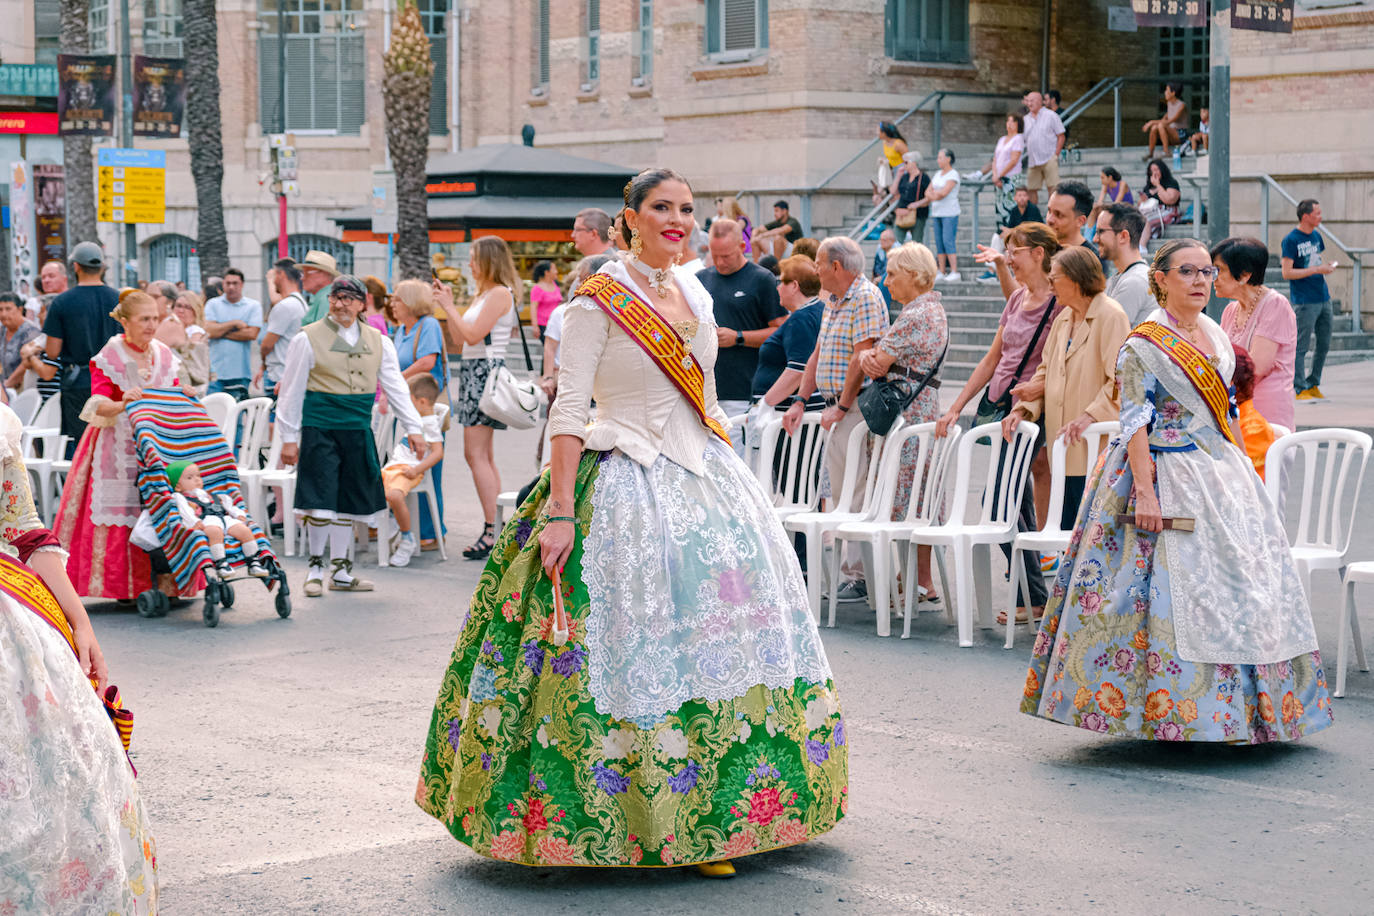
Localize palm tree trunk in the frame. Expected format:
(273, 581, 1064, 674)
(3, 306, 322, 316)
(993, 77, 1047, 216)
(184, 0, 229, 286)
(383, 1, 434, 281)
(59, 0, 97, 247)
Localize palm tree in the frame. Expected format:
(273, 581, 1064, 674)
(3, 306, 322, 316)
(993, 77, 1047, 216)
(184, 0, 229, 285)
(383, 0, 434, 280)
(59, 0, 97, 246)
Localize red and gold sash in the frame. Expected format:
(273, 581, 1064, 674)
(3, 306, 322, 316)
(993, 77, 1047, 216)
(1130, 320, 1238, 447)
(0, 552, 135, 760)
(575, 273, 731, 444)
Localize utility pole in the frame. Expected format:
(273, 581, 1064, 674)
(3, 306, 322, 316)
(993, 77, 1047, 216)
(276, 1, 288, 260)
(119, 0, 137, 285)
(1208, 4, 1230, 249)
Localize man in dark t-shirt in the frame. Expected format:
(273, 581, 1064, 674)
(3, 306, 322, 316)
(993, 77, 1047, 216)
(43, 242, 121, 453)
(752, 200, 804, 261)
(698, 219, 785, 455)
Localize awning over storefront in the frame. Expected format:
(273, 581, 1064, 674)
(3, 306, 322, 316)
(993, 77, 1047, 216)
(332, 143, 634, 243)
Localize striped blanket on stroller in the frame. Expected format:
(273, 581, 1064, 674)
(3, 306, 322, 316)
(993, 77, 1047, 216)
(127, 389, 275, 590)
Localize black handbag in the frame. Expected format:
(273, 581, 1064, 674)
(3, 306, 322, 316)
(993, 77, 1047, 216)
(973, 293, 1056, 427)
(858, 344, 947, 435)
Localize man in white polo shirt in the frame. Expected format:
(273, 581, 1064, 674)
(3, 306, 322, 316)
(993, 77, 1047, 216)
(1022, 91, 1065, 207)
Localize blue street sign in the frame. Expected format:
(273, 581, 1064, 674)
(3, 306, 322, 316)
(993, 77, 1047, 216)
(97, 148, 166, 169)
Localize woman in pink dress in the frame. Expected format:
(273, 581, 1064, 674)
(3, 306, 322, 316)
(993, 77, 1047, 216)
(1212, 237, 1297, 432)
(56, 290, 182, 600)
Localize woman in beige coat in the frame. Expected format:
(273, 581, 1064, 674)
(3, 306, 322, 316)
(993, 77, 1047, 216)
(1002, 245, 1131, 536)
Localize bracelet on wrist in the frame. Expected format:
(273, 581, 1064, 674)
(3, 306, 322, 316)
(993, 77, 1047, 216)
(544, 515, 577, 524)
(837, 403, 850, 413)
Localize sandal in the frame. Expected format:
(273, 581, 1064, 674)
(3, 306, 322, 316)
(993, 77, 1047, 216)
(996, 607, 1045, 626)
(462, 523, 496, 561)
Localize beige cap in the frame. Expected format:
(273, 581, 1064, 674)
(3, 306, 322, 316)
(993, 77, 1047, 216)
(300, 250, 340, 277)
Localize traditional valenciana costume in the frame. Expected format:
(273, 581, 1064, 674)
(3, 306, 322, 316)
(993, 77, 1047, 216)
(56, 334, 180, 599)
(1022, 310, 1333, 743)
(417, 259, 847, 868)
(276, 311, 421, 592)
(0, 404, 158, 912)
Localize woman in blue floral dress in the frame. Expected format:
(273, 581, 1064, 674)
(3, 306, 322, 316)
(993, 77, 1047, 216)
(1021, 239, 1333, 743)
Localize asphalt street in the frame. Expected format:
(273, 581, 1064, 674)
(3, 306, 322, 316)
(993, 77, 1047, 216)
(89, 418, 1374, 916)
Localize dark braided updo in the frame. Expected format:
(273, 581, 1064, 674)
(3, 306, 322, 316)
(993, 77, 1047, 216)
(619, 168, 692, 246)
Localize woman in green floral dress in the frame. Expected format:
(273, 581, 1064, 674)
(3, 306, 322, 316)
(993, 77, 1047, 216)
(417, 170, 847, 874)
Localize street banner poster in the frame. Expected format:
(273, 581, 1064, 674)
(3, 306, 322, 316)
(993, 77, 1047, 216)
(33, 164, 66, 269)
(1132, 0, 1208, 28)
(56, 54, 116, 136)
(132, 56, 187, 138)
(8, 161, 35, 301)
(1232, 0, 1294, 32)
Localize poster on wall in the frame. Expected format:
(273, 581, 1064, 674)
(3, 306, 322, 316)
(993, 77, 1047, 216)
(1232, 0, 1294, 32)
(33, 164, 66, 270)
(56, 54, 116, 136)
(132, 55, 186, 138)
(8, 161, 35, 300)
(1132, 0, 1207, 28)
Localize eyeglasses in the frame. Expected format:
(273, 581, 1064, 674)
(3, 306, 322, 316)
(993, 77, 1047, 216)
(571, 225, 593, 235)
(1163, 265, 1218, 282)
(1006, 246, 1031, 256)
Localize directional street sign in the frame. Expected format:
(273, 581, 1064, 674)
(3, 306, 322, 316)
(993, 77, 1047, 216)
(97, 148, 166, 224)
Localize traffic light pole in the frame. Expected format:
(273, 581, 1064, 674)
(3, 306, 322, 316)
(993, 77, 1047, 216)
(119, 0, 137, 285)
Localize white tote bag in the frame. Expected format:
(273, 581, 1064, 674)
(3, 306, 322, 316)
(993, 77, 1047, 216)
(479, 361, 546, 429)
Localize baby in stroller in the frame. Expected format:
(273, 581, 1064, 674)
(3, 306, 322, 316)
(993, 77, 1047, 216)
(167, 459, 269, 581)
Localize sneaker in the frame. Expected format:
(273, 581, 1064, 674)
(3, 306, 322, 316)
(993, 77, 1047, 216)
(944, 271, 962, 282)
(1040, 555, 1059, 575)
(214, 558, 235, 580)
(976, 270, 998, 284)
(1307, 385, 1325, 400)
(933, 273, 949, 284)
(390, 536, 417, 568)
(835, 579, 868, 601)
(1296, 388, 1316, 401)
(246, 557, 270, 579)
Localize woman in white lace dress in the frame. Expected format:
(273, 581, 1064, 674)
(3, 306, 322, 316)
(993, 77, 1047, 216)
(417, 169, 847, 876)
(0, 402, 158, 912)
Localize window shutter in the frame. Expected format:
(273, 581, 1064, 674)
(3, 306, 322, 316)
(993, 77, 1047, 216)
(258, 35, 283, 132)
(722, 0, 756, 52)
(429, 36, 448, 135)
(337, 33, 366, 134)
(534, 0, 551, 87)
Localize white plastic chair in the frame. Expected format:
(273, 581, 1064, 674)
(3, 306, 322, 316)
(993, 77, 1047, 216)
(228, 397, 273, 472)
(832, 422, 960, 636)
(1335, 562, 1374, 698)
(496, 491, 520, 529)
(906, 420, 1041, 647)
(783, 418, 903, 624)
(755, 413, 829, 524)
(373, 406, 450, 564)
(242, 425, 285, 530)
(202, 392, 235, 439)
(21, 396, 63, 523)
(9, 388, 39, 426)
(1264, 429, 1372, 601)
(1004, 421, 1119, 648)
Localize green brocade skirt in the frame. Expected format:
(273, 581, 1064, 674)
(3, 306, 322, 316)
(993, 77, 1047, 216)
(416, 447, 848, 867)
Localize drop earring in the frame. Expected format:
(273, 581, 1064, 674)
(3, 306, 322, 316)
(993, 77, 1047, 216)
(630, 227, 643, 257)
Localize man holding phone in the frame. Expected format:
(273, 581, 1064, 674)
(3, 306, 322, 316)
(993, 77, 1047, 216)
(1282, 199, 1337, 400)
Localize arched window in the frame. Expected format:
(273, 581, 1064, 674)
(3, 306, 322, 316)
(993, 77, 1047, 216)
(261, 234, 354, 280)
(148, 233, 198, 287)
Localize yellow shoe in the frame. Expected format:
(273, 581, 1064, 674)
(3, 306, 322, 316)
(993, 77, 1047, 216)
(1296, 388, 1315, 401)
(697, 860, 736, 878)
(1308, 385, 1325, 399)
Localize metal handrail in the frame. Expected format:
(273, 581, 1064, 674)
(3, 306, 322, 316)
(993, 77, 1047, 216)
(1059, 77, 1122, 124)
(1246, 172, 1374, 329)
(849, 193, 899, 241)
(736, 89, 1022, 232)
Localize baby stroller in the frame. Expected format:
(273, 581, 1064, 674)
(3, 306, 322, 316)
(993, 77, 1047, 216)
(127, 388, 291, 627)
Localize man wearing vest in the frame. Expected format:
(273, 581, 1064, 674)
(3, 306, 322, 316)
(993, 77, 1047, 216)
(277, 275, 427, 597)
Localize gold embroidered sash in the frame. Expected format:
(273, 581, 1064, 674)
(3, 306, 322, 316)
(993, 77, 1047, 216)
(1130, 320, 1238, 447)
(575, 273, 731, 444)
(0, 552, 135, 758)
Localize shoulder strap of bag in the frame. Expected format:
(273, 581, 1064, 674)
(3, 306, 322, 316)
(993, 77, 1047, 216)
(1009, 293, 1057, 387)
(512, 288, 534, 372)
